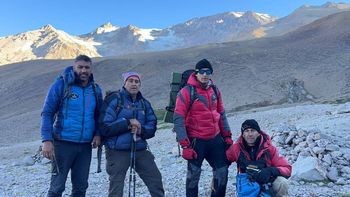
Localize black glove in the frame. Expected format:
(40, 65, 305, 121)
(255, 167, 280, 184)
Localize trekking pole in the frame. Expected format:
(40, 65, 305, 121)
(52, 153, 60, 175)
(173, 128, 181, 157)
(128, 133, 137, 197)
(129, 108, 137, 197)
(96, 145, 102, 173)
(132, 133, 136, 197)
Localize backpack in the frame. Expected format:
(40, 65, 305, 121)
(104, 90, 147, 119)
(163, 69, 218, 123)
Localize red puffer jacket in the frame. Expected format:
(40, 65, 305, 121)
(174, 73, 231, 140)
(226, 131, 292, 177)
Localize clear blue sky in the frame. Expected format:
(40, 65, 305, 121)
(0, 0, 349, 37)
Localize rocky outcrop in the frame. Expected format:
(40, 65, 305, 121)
(271, 126, 350, 184)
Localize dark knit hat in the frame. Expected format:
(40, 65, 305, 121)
(195, 59, 213, 73)
(241, 119, 261, 133)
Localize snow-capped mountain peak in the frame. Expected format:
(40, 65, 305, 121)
(95, 22, 119, 34)
(228, 12, 245, 18)
(2, 2, 350, 66)
(40, 24, 57, 32)
(321, 1, 350, 9)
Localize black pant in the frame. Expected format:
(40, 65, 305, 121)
(47, 141, 92, 197)
(186, 134, 228, 197)
(105, 148, 164, 197)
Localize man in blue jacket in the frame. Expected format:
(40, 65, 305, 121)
(99, 71, 164, 197)
(41, 55, 103, 197)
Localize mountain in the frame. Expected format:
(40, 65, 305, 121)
(81, 11, 276, 55)
(262, 2, 350, 37)
(1, 11, 350, 146)
(1, 2, 350, 66)
(0, 11, 275, 65)
(0, 25, 100, 65)
(155, 11, 276, 47)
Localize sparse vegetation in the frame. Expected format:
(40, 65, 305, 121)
(321, 98, 350, 104)
(154, 108, 166, 121)
(337, 193, 350, 197)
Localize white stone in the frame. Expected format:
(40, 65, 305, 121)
(312, 147, 325, 155)
(331, 151, 343, 158)
(322, 154, 332, 166)
(325, 144, 340, 151)
(315, 139, 329, 148)
(326, 167, 338, 182)
(291, 156, 327, 181)
(341, 166, 350, 174)
(285, 131, 297, 145)
(23, 156, 36, 166)
(313, 133, 321, 141)
(297, 130, 307, 138)
(336, 178, 347, 185)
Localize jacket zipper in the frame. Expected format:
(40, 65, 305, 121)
(80, 87, 86, 142)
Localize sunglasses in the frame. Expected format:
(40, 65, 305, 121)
(197, 69, 212, 75)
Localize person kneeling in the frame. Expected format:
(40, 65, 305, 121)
(226, 119, 292, 197)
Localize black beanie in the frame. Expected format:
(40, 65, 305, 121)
(195, 59, 213, 73)
(241, 119, 261, 133)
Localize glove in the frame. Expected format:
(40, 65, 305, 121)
(255, 167, 279, 184)
(179, 138, 197, 160)
(182, 148, 198, 160)
(224, 137, 233, 149)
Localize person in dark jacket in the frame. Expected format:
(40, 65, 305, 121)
(226, 119, 292, 197)
(41, 55, 103, 197)
(174, 59, 233, 197)
(99, 71, 164, 197)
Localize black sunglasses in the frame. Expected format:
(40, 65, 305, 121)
(197, 69, 212, 75)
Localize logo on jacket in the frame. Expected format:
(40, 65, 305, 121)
(70, 93, 79, 100)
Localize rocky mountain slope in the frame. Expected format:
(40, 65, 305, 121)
(1, 11, 350, 146)
(1, 2, 349, 65)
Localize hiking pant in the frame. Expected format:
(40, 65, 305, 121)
(47, 140, 92, 197)
(105, 148, 164, 197)
(272, 176, 289, 197)
(186, 134, 228, 197)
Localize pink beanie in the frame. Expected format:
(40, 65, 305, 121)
(122, 71, 141, 83)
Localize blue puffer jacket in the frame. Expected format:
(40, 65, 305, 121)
(41, 66, 103, 143)
(99, 88, 157, 150)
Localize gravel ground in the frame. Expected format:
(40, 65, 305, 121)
(0, 102, 350, 197)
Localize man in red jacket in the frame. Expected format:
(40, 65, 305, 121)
(226, 119, 292, 197)
(174, 59, 233, 197)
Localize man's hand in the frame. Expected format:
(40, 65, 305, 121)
(182, 148, 198, 160)
(92, 136, 101, 148)
(129, 119, 141, 134)
(249, 167, 279, 184)
(42, 141, 54, 160)
(224, 137, 233, 149)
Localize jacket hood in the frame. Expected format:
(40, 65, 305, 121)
(187, 73, 214, 89)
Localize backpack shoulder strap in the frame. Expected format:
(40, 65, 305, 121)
(115, 90, 124, 117)
(187, 85, 198, 111)
(56, 76, 71, 117)
(103, 90, 124, 117)
(212, 85, 218, 98)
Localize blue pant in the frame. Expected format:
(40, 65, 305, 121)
(47, 140, 92, 197)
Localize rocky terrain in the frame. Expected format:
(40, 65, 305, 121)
(1, 102, 350, 196)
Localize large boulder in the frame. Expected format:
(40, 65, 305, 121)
(291, 156, 327, 181)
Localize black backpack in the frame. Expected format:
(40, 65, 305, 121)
(104, 90, 147, 118)
(163, 69, 218, 123)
